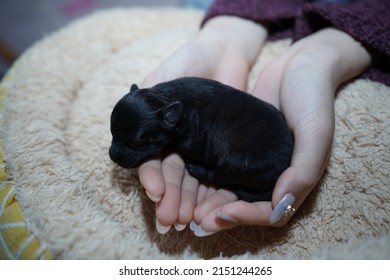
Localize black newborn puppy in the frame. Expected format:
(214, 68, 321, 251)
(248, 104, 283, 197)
(109, 77, 293, 202)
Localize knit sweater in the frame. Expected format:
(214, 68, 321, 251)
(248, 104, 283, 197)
(203, 0, 390, 86)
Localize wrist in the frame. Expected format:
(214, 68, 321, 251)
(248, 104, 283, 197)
(329, 28, 372, 84)
(197, 16, 267, 67)
(298, 28, 372, 86)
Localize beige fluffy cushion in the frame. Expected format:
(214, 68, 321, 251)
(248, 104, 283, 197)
(2, 8, 389, 259)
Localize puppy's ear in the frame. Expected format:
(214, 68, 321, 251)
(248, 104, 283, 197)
(161, 101, 183, 131)
(130, 84, 139, 92)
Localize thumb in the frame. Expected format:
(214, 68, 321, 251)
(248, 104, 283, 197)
(269, 119, 334, 225)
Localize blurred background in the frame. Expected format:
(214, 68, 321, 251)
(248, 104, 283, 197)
(0, 0, 212, 79)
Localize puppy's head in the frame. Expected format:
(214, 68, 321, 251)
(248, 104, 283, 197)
(109, 84, 182, 169)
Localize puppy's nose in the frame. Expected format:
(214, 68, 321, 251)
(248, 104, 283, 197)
(109, 144, 134, 168)
(109, 145, 120, 162)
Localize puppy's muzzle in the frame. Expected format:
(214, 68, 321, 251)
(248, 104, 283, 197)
(109, 144, 137, 169)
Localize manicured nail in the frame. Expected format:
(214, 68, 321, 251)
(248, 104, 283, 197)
(146, 190, 161, 202)
(189, 220, 215, 237)
(156, 219, 171, 234)
(270, 193, 296, 224)
(174, 223, 187, 231)
(215, 210, 239, 223)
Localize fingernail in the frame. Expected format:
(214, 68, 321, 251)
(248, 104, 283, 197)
(270, 193, 296, 224)
(156, 219, 171, 234)
(146, 190, 161, 202)
(174, 223, 187, 231)
(189, 220, 215, 237)
(215, 210, 239, 223)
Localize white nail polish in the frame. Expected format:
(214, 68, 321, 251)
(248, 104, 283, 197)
(189, 220, 215, 237)
(189, 220, 198, 231)
(174, 223, 187, 231)
(269, 193, 296, 224)
(156, 219, 171, 234)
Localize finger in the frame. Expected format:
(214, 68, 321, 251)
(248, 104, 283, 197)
(216, 200, 273, 226)
(204, 185, 218, 200)
(281, 77, 334, 191)
(269, 137, 332, 226)
(155, 154, 185, 233)
(196, 184, 209, 205)
(271, 65, 334, 223)
(190, 209, 237, 237)
(192, 200, 273, 236)
(138, 159, 164, 202)
(176, 170, 199, 228)
(194, 188, 237, 223)
(190, 188, 238, 237)
(268, 120, 334, 226)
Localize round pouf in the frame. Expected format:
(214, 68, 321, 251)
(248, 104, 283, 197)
(1, 8, 389, 259)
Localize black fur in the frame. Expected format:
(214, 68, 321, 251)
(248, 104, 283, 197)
(109, 77, 293, 202)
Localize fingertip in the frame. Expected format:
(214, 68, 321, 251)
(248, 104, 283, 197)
(215, 209, 239, 223)
(174, 223, 187, 231)
(190, 220, 216, 237)
(156, 198, 180, 226)
(138, 160, 165, 200)
(156, 218, 172, 235)
(194, 188, 237, 222)
(145, 190, 162, 203)
(271, 166, 304, 207)
(269, 193, 296, 224)
(198, 210, 239, 234)
(217, 200, 273, 226)
(269, 166, 313, 225)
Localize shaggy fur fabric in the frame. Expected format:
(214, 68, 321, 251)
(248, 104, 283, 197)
(2, 8, 389, 259)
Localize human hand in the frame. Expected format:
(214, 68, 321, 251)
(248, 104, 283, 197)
(190, 28, 372, 236)
(137, 16, 267, 234)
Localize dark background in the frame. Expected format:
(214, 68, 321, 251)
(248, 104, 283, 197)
(0, 0, 212, 78)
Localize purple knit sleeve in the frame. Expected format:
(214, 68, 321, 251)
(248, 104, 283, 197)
(202, 0, 390, 86)
(299, 0, 390, 85)
(202, 0, 304, 25)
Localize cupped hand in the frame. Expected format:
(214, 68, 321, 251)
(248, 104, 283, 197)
(137, 16, 267, 233)
(191, 28, 372, 237)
